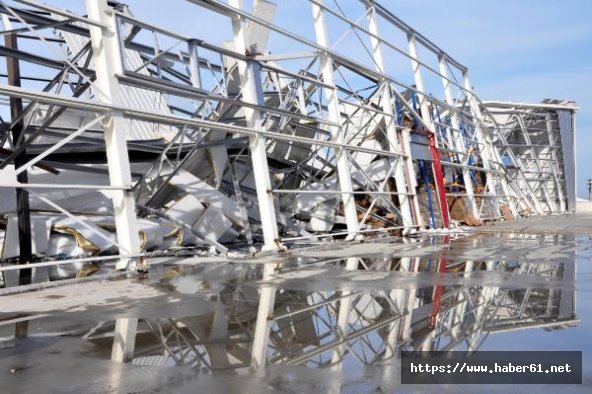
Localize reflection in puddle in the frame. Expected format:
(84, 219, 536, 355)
(0, 233, 582, 392)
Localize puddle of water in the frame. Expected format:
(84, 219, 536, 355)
(1, 232, 591, 393)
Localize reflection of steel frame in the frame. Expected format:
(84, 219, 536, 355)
(0, 0, 577, 274)
(68, 242, 576, 372)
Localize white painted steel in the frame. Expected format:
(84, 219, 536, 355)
(438, 55, 480, 220)
(229, 0, 281, 251)
(367, 4, 416, 229)
(311, 0, 359, 239)
(85, 0, 142, 270)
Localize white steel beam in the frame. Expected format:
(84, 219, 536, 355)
(229, 0, 281, 251)
(250, 263, 276, 374)
(400, 128, 424, 227)
(187, 39, 202, 89)
(407, 33, 434, 134)
(86, 0, 142, 271)
(383, 256, 410, 359)
(111, 318, 138, 363)
(451, 260, 474, 340)
(367, 5, 416, 230)
(0, 83, 408, 159)
(482, 100, 579, 110)
(14, 114, 106, 176)
(311, 0, 359, 239)
(330, 257, 358, 366)
(16, 0, 109, 29)
(438, 55, 479, 220)
(399, 257, 418, 341)
(546, 114, 566, 211)
(467, 261, 498, 353)
(462, 71, 520, 218)
(407, 32, 449, 227)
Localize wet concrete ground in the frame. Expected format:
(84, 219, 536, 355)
(1, 211, 592, 393)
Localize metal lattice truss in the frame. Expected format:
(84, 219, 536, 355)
(483, 100, 577, 215)
(0, 0, 578, 272)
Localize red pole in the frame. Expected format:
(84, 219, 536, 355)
(427, 133, 450, 229)
(428, 235, 450, 330)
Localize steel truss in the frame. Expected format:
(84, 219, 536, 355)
(483, 100, 577, 215)
(0, 0, 577, 275)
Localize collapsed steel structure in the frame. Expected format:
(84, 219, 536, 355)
(0, 0, 578, 277)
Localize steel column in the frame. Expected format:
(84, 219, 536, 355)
(229, 0, 282, 251)
(311, 0, 359, 238)
(330, 257, 358, 366)
(438, 55, 480, 220)
(367, 5, 417, 230)
(86, 0, 142, 270)
(111, 317, 138, 363)
(462, 71, 520, 217)
(2, 15, 32, 287)
(250, 263, 276, 374)
(467, 261, 497, 353)
(399, 257, 418, 341)
(546, 114, 566, 211)
(407, 32, 449, 228)
(383, 255, 411, 360)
